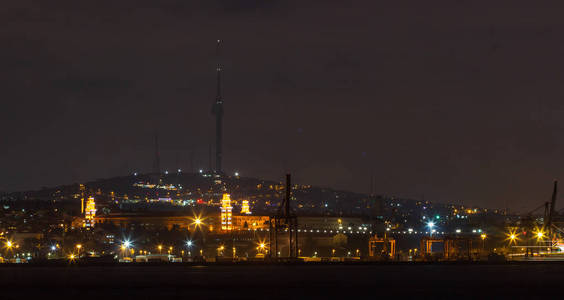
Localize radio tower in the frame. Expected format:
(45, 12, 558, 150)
(211, 39, 224, 174)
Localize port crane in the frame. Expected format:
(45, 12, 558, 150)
(511, 180, 563, 256)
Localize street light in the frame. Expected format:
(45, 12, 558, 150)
(185, 240, 193, 257)
(506, 229, 518, 245)
(158, 245, 163, 254)
(76, 244, 82, 257)
(258, 243, 266, 254)
(427, 221, 435, 236)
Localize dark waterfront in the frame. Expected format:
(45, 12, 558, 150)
(1, 263, 562, 299)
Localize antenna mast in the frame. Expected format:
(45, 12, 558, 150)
(211, 39, 224, 173)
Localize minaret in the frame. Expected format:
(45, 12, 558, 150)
(211, 39, 224, 173)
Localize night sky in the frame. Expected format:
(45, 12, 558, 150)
(2, 1, 564, 212)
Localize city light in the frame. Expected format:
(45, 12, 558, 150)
(190, 212, 206, 229)
(186, 240, 193, 247)
(123, 240, 131, 248)
(5, 240, 13, 249)
(220, 193, 233, 231)
(506, 229, 519, 244)
(234, 172, 239, 177)
(241, 200, 251, 214)
(481, 234, 487, 240)
(83, 196, 97, 228)
(426, 221, 435, 233)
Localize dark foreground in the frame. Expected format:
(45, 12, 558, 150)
(0, 263, 562, 299)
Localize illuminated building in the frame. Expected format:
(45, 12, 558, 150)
(79, 184, 86, 214)
(232, 215, 270, 230)
(220, 193, 233, 231)
(241, 200, 251, 214)
(84, 196, 97, 228)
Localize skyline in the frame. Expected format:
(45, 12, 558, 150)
(3, 1, 564, 212)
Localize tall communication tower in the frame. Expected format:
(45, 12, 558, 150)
(211, 39, 224, 173)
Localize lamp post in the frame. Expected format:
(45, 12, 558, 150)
(427, 221, 435, 237)
(5, 240, 13, 259)
(258, 243, 266, 254)
(186, 240, 193, 257)
(76, 244, 82, 258)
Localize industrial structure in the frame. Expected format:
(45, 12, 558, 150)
(508, 180, 563, 257)
(211, 39, 224, 173)
(420, 236, 474, 261)
(368, 234, 396, 259)
(269, 174, 298, 259)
